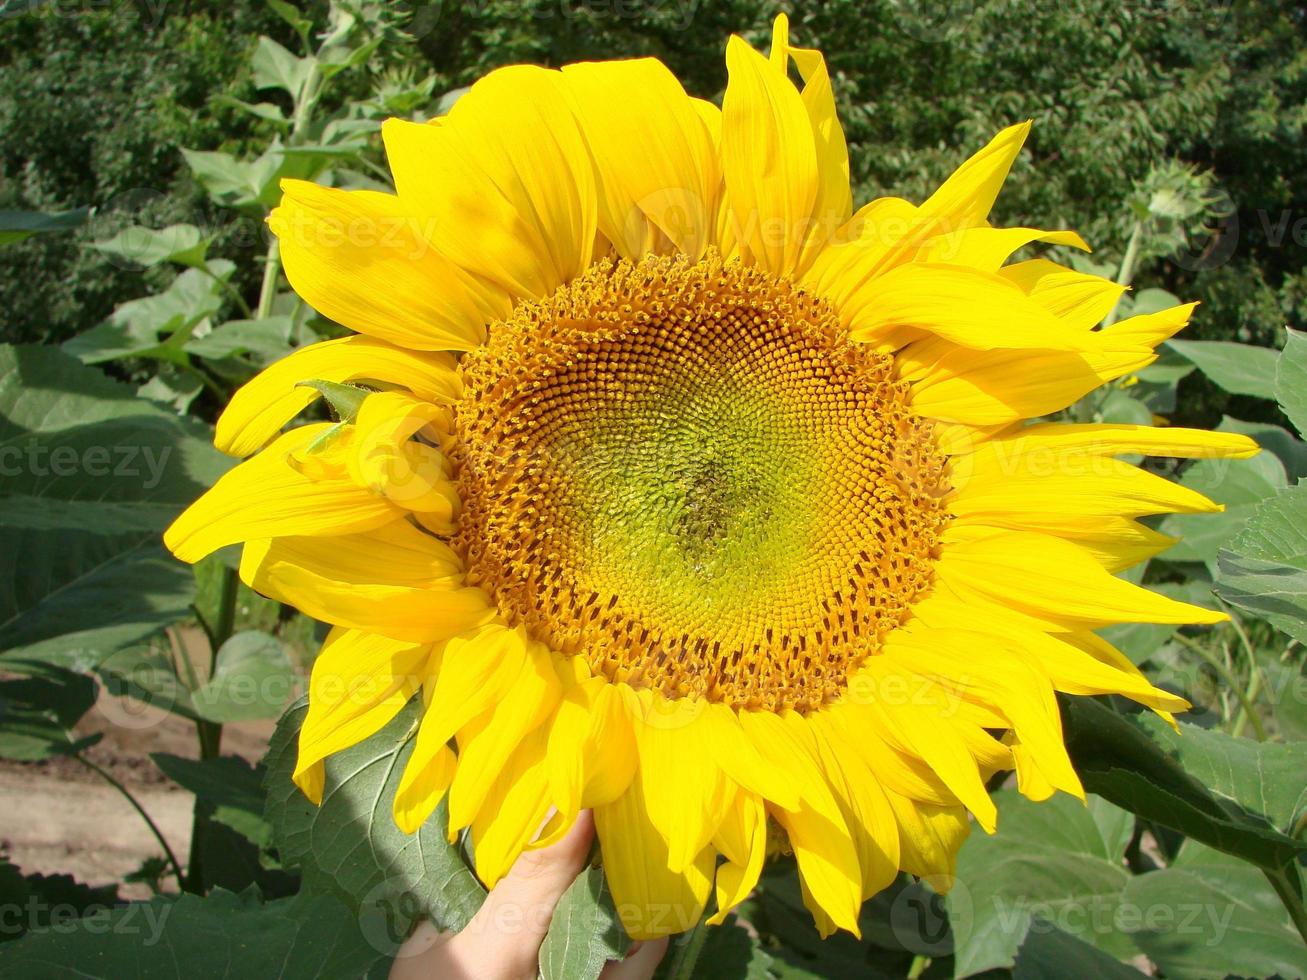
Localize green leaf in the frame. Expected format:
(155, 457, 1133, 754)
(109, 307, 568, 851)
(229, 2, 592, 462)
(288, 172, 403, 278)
(1123, 846, 1307, 979)
(1166, 338, 1280, 398)
(1011, 923, 1147, 978)
(1156, 450, 1286, 566)
(1214, 483, 1307, 644)
(95, 638, 199, 721)
(0, 660, 99, 761)
(0, 346, 229, 667)
(183, 143, 322, 213)
(1219, 416, 1307, 482)
(298, 379, 369, 423)
(1060, 696, 1307, 871)
(267, 0, 313, 45)
(263, 696, 486, 949)
(0, 888, 386, 978)
(1098, 388, 1152, 426)
(538, 866, 631, 980)
(184, 316, 294, 363)
(947, 791, 1135, 976)
(251, 36, 316, 98)
(0, 858, 118, 944)
(192, 631, 297, 723)
(89, 224, 212, 269)
(685, 915, 776, 979)
(215, 96, 290, 125)
(1276, 328, 1307, 437)
(0, 208, 88, 246)
(151, 753, 270, 847)
(63, 262, 234, 365)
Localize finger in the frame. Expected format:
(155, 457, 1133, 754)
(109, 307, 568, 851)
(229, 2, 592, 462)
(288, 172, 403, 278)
(388, 921, 453, 980)
(440, 810, 596, 979)
(599, 937, 670, 980)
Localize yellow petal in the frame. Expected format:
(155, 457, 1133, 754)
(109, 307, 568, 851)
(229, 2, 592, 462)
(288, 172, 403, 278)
(884, 792, 970, 882)
(349, 391, 461, 521)
(296, 627, 430, 804)
(769, 13, 852, 270)
(239, 523, 495, 644)
(561, 59, 720, 260)
(383, 65, 597, 300)
(740, 710, 862, 935)
(935, 529, 1227, 629)
(1000, 258, 1124, 331)
(966, 422, 1261, 466)
(546, 677, 637, 821)
(215, 336, 460, 458)
(907, 341, 1157, 426)
(269, 180, 504, 350)
(702, 702, 801, 811)
(448, 641, 562, 834)
(708, 790, 767, 925)
(722, 33, 819, 275)
(918, 121, 1031, 233)
(809, 714, 901, 901)
(164, 424, 397, 564)
(919, 227, 1089, 273)
(596, 774, 715, 940)
(470, 726, 555, 887)
(847, 263, 1093, 352)
(949, 454, 1222, 522)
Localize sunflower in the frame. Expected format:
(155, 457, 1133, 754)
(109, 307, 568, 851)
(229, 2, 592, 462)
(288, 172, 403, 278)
(165, 15, 1257, 940)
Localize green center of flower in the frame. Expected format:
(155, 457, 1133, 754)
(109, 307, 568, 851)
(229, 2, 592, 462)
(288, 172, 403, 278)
(453, 253, 949, 712)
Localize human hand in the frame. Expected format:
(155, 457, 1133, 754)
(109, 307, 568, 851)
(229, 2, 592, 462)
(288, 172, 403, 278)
(389, 811, 668, 980)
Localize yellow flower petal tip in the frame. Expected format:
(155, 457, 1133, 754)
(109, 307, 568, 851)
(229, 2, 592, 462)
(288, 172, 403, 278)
(162, 19, 1244, 939)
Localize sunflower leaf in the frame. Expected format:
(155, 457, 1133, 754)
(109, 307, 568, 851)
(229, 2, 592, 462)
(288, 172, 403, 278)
(1275, 328, 1307, 437)
(263, 695, 486, 956)
(538, 865, 631, 980)
(0, 887, 385, 977)
(1166, 339, 1280, 399)
(1059, 696, 1307, 871)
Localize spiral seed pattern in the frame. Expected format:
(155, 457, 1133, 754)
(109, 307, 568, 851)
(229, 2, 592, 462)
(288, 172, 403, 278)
(452, 252, 949, 712)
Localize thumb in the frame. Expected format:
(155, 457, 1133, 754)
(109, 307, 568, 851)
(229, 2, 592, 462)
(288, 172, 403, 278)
(442, 810, 595, 978)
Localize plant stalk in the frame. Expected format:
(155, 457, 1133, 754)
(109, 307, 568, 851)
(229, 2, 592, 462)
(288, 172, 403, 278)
(663, 916, 710, 980)
(1101, 218, 1144, 327)
(1264, 864, 1307, 948)
(76, 753, 185, 891)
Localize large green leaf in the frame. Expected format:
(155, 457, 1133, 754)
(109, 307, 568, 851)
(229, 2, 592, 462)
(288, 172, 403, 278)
(0, 660, 99, 760)
(1276, 328, 1307, 437)
(1166, 338, 1280, 398)
(63, 262, 234, 365)
(191, 630, 297, 723)
(0, 858, 118, 945)
(0, 345, 229, 667)
(1214, 483, 1307, 644)
(0, 888, 386, 978)
(947, 791, 1135, 976)
(1219, 416, 1307, 482)
(151, 753, 270, 847)
(1060, 696, 1307, 871)
(538, 866, 631, 980)
(1010, 923, 1146, 979)
(89, 224, 212, 269)
(0, 208, 88, 245)
(1124, 845, 1307, 979)
(1156, 450, 1286, 566)
(263, 696, 485, 953)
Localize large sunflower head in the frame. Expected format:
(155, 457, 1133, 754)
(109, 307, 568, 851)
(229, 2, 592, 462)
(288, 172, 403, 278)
(165, 15, 1258, 940)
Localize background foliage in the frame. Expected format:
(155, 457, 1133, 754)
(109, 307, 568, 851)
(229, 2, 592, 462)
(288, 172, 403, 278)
(0, 1, 1304, 978)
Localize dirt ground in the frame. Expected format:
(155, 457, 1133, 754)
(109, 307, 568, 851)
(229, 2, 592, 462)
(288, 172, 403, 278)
(0, 683, 279, 900)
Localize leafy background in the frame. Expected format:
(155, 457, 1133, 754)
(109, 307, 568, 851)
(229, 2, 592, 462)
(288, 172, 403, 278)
(0, 1, 1304, 977)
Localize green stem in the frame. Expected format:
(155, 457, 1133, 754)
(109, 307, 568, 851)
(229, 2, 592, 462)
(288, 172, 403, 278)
(1102, 219, 1144, 327)
(1172, 632, 1267, 741)
(1263, 864, 1307, 947)
(1218, 600, 1270, 741)
(907, 953, 931, 979)
(198, 261, 254, 319)
(664, 917, 710, 980)
(76, 754, 185, 891)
